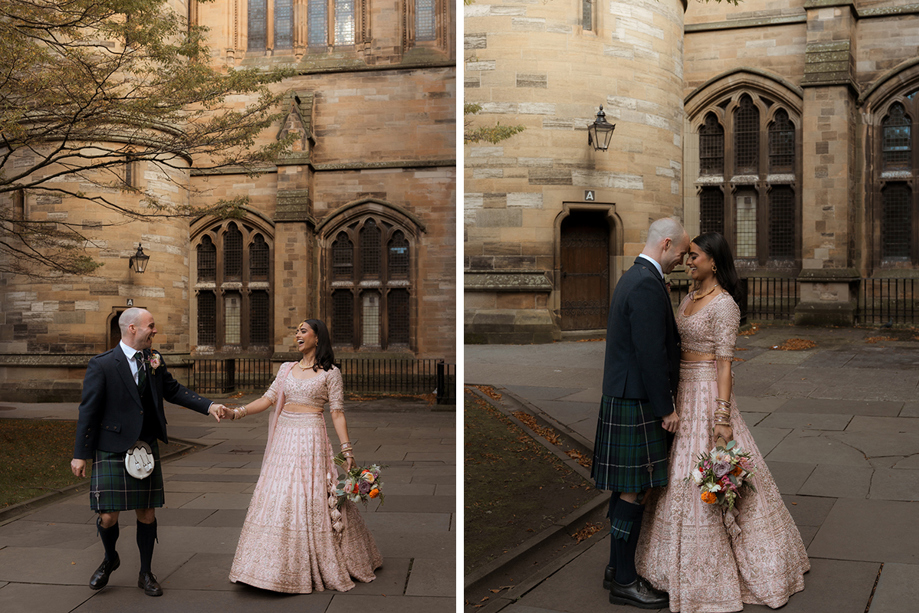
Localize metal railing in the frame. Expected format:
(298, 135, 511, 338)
(189, 357, 456, 405)
(857, 278, 919, 325)
(189, 358, 273, 395)
(668, 277, 800, 322)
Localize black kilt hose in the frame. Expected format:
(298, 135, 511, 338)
(591, 395, 670, 492)
(90, 440, 165, 512)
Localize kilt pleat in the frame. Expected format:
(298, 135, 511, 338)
(90, 440, 165, 512)
(591, 395, 669, 492)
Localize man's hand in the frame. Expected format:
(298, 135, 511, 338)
(661, 410, 679, 433)
(208, 404, 226, 422)
(71, 459, 87, 478)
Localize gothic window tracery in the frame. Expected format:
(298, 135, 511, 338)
(194, 220, 273, 351)
(874, 93, 919, 265)
(327, 215, 414, 350)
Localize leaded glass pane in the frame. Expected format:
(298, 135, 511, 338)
(360, 219, 381, 278)
(224, 223, 242, 279)
(699, 113, 724, 176)
(197, 292, 216, 345)
(768, 186, 795, 259)
(362, 291, 380, 346)
(225, 293, 241, 345)
(248, 0, 268, 51)
(308, 0, 328, 46)
(250, 234, 269, 280)
(882, 184, 912, 260)
(250, 291, 270, 345)
(734, 96, 759, 174)
(332, 233, 353, 281)
(699, 188, 724, 236)
(735, 191, 757, 258)
(332, 291, 354, 345)
(274, 0, 293, 49)
(388, 231, 409, 279)
(197, 235, 216, 282)
(416, 0, 436, 41)
(388, 289, 410, 345)
(582, 0, 592, 31)
(883, 103, 911, 172)
(334, 0, 355, 45)
(769, 110, 795, 173)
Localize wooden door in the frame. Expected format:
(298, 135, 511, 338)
(560, 211, 610, 330)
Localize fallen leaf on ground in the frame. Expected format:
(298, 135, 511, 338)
(771, 339, 817, 351)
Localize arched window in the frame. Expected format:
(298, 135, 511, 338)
(194, 220, 273, 351)
(403, 0, 448, 52)
(693, 91, 799, 268)
(326, 215, 415, 350)
(872, 92, 919, 266)
(769, 110, 795, 174)
(699, 113, 724, 176)
(734, 95, 759, 175)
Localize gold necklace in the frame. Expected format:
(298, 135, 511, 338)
(691, 283, 719, 301)
(297, 359, 317, 371)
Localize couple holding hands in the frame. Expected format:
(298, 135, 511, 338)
(70, 308, 381, 597)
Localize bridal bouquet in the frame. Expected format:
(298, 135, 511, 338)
(331, 452, 385, 508)
(688, 440, 756, 512)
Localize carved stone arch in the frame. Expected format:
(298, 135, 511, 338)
(691, 108, 726, 134)
(316, 198, 426, 239)
(764, 105, 799, 130)
(190, 207, 276, 241)
(685, 68, 804, 122)
(860, 58, 919, 121)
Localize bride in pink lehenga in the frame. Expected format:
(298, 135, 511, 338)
(227, 318, 382, 593)
(636, 233, 809, 613)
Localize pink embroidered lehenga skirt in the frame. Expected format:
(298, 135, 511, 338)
(229, 411, 382, 593)
(636, 361, 809, 613)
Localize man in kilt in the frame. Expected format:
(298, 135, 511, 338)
(71, 308, 227, 596)
(591, 217, 689, 609)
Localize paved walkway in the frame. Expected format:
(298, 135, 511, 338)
(466, 323, 919, 613)
(0, 396, 455, 613)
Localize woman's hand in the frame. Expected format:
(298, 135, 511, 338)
(344, 457, 356, 472)
(713, 424, 733, 445)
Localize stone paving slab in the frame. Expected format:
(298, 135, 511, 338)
(745, 425, 791, 457)
(901, 401, 919, 417)
(764, 430, 872, 466)
(178, 493, 254, 510)
(72, 585, 335, 613)
(775, 398, 904, 416)
(740, 558, 879, 613)
(798, 464, 874, 498)
(325, 594, 451, 612)
(0, 582, 93, 613)
(767, 461, 817, 495)
(0, 521, 98, 550)
(503, 386, 585, 401)
(868, 469, 919, 501)
(735, 395, 788, 413)
(781, 495, 837, 528)
(746, 349, 816, 365)
(370, 531, 454, 559)
(846, 415, 919, 434)
(807, 498, 919, 564)
(405, 556, 456, 597)
(868, 562, 919, 613)
(757, 412, 852, 431)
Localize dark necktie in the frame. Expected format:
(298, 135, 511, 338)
(134, 351, 147, 390)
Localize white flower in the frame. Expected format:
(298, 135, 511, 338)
(691, 467, 704, 484)
(708, 484, 722, 493)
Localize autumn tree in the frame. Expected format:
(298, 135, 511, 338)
(0, 0, 292, 276)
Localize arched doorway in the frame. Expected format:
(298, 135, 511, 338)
(109, 309, 125, 350)
(559, 210, 610, 330)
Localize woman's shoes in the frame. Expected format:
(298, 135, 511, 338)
(609, 576, 668, 609)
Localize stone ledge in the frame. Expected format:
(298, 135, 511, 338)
(798, 268, 860, 282)
(464, 271, 553, 293)
(794, 300, 857, 327)
(464, 309, 560, 345)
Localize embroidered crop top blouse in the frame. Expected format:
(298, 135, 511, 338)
(263, 364, 345, 411)
(677, 292, 741, 361)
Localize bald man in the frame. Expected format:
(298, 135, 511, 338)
(71, 308, 226, 596)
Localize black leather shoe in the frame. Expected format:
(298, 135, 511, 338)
(89, 554, 120, 590)
(609, 576, 668, 609)
(138, 571, 163, 597)
(603, 565, 616, 590)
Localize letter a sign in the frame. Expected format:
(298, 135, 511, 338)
(584, 190, 596, 201)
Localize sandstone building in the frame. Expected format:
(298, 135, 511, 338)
(464, 0, 919, 342)
(0, 0, 456, 400)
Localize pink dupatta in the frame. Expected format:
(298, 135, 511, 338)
(261, 362, 297, 465)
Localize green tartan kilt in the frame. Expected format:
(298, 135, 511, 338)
(591, 395, 670, 493)
(90, 440, 165, 512)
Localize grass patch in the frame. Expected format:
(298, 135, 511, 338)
(464, 392, 596, 574)
(0, 419, 84, 509)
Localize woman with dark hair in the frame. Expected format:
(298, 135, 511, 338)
(635, 233, 809, 612)
(227, 319, 382, 593)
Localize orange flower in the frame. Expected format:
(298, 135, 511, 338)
(701, 491, 717, 504)
(731, 466, 743, 477)
(369, 488, 380, 499)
